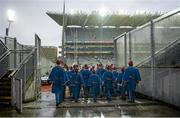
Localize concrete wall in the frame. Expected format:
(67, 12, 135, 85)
(137, 68, 180, 107)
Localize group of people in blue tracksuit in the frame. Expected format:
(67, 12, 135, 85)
(48, 59, 141, 106)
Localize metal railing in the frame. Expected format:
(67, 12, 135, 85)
(0, 37, 8, 57)
(0, 34, 41, 113)
(9, 48, 36, 85)
(114, 8, 180, 68)
(10, 48, 37, 113)
(0, 37, 10, 79)
(114, 8, 180, 107)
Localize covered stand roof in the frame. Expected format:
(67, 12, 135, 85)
(46, 11, 160, 27)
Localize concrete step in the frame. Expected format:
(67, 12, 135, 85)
(0, 78, 11, 82)
(0, 96, 12, 100)
(0, 91, 11, 96)
(0, 71, 12, 105)
(0, 96, 12, 104)
(0, 81, 11, 86)
(0, 99, 11, 105)
(0, 79, 11, 104)
(0, 86, 11, 90)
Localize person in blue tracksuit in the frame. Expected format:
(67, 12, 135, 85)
(63, 64, 69, 101)
(96, 64, 106, 96)
(102, 65, 116, 101)
(112, 67, 118, 96)
(96, 64, 106, 79)
(112, 67, 118, 79)
(81, 64, 92, 98)
(66, 67, 75, 98)
(123, 60, 141, 103)
(48, 60, 66, 106)
(116, 67, 125, 96)
(70, 64, 84, 102)
(88, 70, 101, 102)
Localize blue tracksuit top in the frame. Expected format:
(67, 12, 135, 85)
(116, 72, 124, 83)
(69, 72, 84, 87)
(96, 68, 106, 79)
(123, 66, 141, 82)
(102, 70, 116, 86)
(48, 66, 66, 93)
(113, 70, 119, 79)
(88, 74, 101, 87)
(81, 69, 92, 87)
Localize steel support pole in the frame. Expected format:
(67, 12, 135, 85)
(124, 33, 127, 67)
(150, 21, 155, 100)
(113, 39, 117, 66)
(35, 34, 41, 98)
(129, 32, 132, 60)
(14, 38, 17, 69)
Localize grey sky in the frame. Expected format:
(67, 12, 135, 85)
(0, 0, 180, 47)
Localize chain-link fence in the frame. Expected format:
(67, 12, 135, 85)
(0, 53, 10, 79)
(114, 33, 126, 67)
(114, 8, 180, 107)
(0, 37, 8, 57)
(0, 37, 10, 78)
(0, 34, 41, 113)
(130, 24, 152, 66)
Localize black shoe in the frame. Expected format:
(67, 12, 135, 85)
(107, 98, 112, 101)
(56, 103, 59, 107)
(121, 95, 126, 100)
(128, 100, 135, 103)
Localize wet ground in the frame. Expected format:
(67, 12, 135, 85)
(0, 85, 180, 117)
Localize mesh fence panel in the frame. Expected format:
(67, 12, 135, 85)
(6, 38, 15, 50)
(15, 64, 25, 87)
(126, 33, 130, 60)
(115, 9, 180, 107)
(154, 12, 180, 53)
(130, 24, 151, 65)
(116, 35, 125, 67)
(17, 43, 23, 64)
(0, 55, 9, 78)
(0, 39, 7, 56)
(0, 36, 39, 112)
(14, 52, 35, 89)
(154, 38, 180, 67)
(0, 37, 5, 44)
(6, 39, 15, 69)
(0, 37, 9, 78)
(25, 55, 34, 80)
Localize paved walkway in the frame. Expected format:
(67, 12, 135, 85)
(0, 91, 180, 117)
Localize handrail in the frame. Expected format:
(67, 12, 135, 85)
(9, 49, 32, 53)
(0, 50, 11, 62)
(0, 51, 11, 79)
(153, 8, 180, 23)
(114, 32, 126, 41)
(129, 8, 180, 35)
(9, 48, 36, 78)
(136, 38, 180, 67)
(0, 37, 8, 51)
(154, 38, 180, 56)
(3, 36, 15, 40)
